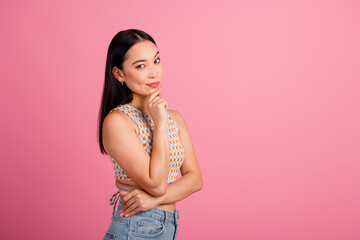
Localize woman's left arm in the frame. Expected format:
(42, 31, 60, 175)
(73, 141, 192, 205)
(157, 109, 203, 203)
(119, 110, 203, 217)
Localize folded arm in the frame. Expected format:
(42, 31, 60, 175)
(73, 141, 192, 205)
(119, 110, 203, 217)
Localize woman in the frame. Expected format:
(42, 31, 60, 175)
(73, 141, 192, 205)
(98, 29, 203, 239)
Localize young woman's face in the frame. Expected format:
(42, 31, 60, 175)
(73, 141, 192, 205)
(120, 40, 163, 96)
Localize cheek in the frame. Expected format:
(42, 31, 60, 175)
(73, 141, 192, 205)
(128, 71, 147, 84)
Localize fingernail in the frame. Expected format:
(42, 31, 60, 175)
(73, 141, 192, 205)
(120, 213, 123, 217)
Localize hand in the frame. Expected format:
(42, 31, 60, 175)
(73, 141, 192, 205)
(119, 188, 163, 217)
(147, 87, 168, 128)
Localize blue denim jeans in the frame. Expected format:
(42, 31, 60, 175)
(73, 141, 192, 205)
(104, 189, 180, 240)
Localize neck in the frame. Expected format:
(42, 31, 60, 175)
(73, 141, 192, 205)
(128, 95, 151, 115)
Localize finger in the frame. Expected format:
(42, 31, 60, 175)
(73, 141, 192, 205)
(120, 196, 136, 213)
(121, 196, 136, 211)
(150, 97, 165, 105)
(119, 191, 129, 199)
(120, 200, 136, 217)
(150, 98, 167, 110)
(148, 87, 161, 103)
(119, 191, 129, 203)
(148, 89, 160, 103)
(149, 95, 160, 104)
(160, 99, 167, 109)
(120, 191, 133, 203)
(125, 206, 141, 218)
(122, 202, 138, 217)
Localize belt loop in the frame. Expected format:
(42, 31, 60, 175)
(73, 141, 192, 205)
(163, 209, 167, 224)
(174, 209, 179, 225)
(173, 210, 179, 240)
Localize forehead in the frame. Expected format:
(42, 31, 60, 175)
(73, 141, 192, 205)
(125, 40, 158, 60)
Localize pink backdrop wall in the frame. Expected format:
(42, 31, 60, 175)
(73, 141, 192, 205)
(1, 0, 359, 239)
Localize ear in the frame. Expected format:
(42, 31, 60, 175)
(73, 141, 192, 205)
(112, 66, 125, 82)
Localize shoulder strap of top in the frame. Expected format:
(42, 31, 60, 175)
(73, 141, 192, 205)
(109, 104, 140, 125)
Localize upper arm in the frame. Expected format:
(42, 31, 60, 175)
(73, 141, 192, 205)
(102, 112, 160, 194)
(168, 110, 202, 185)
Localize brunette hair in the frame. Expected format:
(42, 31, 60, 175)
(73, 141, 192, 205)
(98, 29, 157, 154)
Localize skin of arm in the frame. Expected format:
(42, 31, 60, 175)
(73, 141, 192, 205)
(119, 110, 203, 217)
(103, 112, 170, 197)
(148, 125, 171, 195)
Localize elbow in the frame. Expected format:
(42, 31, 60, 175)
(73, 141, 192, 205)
(195, 175, 203, 192)
(150, 186, 167, 197)
(147, 182, 167, 197)
(198, 180, 203, 191)
(196, 181, 203, 192)
(139, 176, 168, 197)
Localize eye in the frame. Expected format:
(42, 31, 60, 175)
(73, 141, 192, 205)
(155, 58, 160, 63)
(136, 64, 145, 69)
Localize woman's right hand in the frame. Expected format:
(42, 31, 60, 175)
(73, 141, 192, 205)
(147, 87, 168, 128)
(119, 189, 164, 217)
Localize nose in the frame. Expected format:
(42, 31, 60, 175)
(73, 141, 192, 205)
(148, 63, 158, 78)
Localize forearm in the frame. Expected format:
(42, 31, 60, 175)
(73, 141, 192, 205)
(149, 126, 171, 187)
(158, 171, 202, 204)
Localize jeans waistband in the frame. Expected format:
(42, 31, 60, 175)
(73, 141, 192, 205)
(109, 189, 179, 225)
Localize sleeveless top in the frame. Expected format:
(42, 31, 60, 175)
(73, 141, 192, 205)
(108, 103, 185, 184)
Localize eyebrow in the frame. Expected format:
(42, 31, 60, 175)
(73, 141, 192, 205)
(132, 51, 160, 65)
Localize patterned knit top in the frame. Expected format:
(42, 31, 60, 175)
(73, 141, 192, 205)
(108, 103, 185, 183)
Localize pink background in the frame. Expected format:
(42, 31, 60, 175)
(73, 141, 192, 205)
(1, 0, 359, 239)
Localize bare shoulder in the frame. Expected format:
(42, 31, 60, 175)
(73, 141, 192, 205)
(103, 109, 138, 134)
(104, 109, 127, 124)
(167, 109, 183, 123)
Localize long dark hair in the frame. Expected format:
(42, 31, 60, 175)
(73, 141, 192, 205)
(98, 29, 157, 154)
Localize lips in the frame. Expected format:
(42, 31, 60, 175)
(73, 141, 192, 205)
(146, 81, 160, 87)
